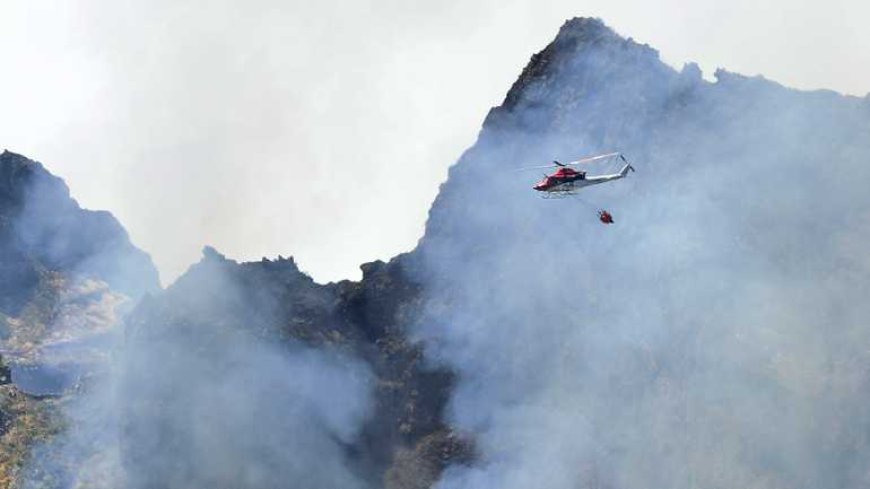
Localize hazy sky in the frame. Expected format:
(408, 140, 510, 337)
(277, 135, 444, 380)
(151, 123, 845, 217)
(2, 0, 868, 285)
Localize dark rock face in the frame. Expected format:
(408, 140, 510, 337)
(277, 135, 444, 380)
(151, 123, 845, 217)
(0, 152, 159, 488)
(120, 250, 466, 489)
(0, 150, 159, 315)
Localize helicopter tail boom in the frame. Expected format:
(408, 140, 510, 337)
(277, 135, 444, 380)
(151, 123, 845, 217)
(581, 163, 634, 186)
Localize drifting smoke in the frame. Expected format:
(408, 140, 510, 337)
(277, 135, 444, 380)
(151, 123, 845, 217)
(8, 16, 870, 489)
(115, 252, 375, 489)
(25, 332, 373, 489)
(412, 18, 870, 489)
(20, 251, 376, 489)
(5, 154, 375, 488)
(9, 155, 159, 302)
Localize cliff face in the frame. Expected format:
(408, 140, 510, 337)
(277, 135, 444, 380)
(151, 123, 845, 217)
(421, 17, 870, 258)
(118, 249, 466, 489)
(0, 150, 159, 317)
(0, 155, 467, 489)
(409, 17, 870, 489)
(0, 152, 160, 486)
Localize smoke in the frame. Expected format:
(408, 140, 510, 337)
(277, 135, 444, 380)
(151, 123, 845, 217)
(10, 177, 375, 489)
(23, 322, 374, 489)
(117, 324, 374, 489)
(8, 14, 870, 489)
(412, 19, 870, 489)
(10, 157, 159, 302)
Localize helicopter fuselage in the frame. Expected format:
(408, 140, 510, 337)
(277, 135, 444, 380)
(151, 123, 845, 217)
(533, 163, 633, 194)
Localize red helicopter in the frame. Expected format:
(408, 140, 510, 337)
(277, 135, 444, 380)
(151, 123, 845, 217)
(529, 152, 634, 196)
(519, 152, 635, 224)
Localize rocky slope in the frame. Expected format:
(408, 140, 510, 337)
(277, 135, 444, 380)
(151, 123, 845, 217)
(0, 151, 159, 315)
(409, 17, 870, 489)
(119, 249, 470, 489)
(0, 150, 158, 374)
(0, 151, 159, 486)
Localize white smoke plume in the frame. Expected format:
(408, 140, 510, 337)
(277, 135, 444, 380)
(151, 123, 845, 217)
(9, 15, 870, 489)
(12, 243, 375, 487)
(412, 18, 870, 489)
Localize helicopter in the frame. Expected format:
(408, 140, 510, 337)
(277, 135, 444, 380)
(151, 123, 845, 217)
(518, 152, 635, 225)
(527, 152, 634, 197)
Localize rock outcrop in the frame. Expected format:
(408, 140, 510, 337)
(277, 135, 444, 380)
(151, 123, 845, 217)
(410, 17, 870, 489)
(0, 150, 159, 316)
(0, 152, 160, 487)
(120, 249, 469, 488)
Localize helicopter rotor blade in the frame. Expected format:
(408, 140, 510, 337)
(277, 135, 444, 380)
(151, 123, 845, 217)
(563, 152, 621, 166)
(511, 164, 560, 172)
(513, 152, 622, 171)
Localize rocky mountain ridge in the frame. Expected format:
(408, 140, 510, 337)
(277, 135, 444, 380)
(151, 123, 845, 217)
(0, 150, 159, 316)
(4, 15, 870, 489)
(119, 247, 469, 489)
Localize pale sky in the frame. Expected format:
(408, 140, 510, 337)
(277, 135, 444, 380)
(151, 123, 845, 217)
(2, 0, 868, 285)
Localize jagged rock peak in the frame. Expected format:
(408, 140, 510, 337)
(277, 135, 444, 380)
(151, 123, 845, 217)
(499, 18, 662, 110)
(0, 151, 160, 305)
(0, 150, 69, 210)
(554, 17, 625, 44)
(681, 62, 703, 80)
(201, 245, 229, 263)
